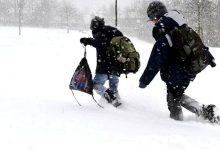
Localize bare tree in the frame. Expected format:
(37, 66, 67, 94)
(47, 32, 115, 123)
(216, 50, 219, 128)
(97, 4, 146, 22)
(17, 0, 25, 35)
(58, 1, 82, 33)
(217, 0, 220, 29)
(115, 0, 118, 27)
(185, 0, 205, 39)
(63, 0, 72, 33)
(0, 0, 17, 25)
(183, 0, 217, 45)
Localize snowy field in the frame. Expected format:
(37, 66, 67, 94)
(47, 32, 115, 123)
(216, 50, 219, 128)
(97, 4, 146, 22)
(0, 27, 220, 150)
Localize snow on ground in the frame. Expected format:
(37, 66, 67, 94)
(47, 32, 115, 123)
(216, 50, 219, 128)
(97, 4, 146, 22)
(0, 27, 220, 150)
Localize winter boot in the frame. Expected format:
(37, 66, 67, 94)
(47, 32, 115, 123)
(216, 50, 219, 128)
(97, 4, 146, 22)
(170, 107, 183, 121)
(103, 89, 122, 107)
(201, 104, 220, 123)
(111, 99, 122, 107)
(167, 96, 183, 121)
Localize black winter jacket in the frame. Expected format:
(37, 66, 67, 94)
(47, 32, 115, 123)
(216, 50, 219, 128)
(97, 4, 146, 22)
(140, 13, 194, 88)
(89, 25, 123, 74)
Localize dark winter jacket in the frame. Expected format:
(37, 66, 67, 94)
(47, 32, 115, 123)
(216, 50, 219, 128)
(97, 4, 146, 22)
(89, 25, 123, 74)
(140, 11, 194, 87)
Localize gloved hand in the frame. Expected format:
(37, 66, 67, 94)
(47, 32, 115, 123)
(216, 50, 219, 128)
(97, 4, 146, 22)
(139, 82, 147, 88)
(80, 37, 92, 46)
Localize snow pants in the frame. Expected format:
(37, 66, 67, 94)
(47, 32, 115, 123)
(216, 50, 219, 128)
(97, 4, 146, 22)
(167, 82, 203, 120)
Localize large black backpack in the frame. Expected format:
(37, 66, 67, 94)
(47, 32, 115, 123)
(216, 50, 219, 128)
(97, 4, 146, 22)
(169, 25, 211, 76)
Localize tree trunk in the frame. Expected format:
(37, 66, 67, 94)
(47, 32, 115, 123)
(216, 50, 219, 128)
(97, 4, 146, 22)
(19, 7, 21, 35)
(115, 0, 118, 27)
(197, 1, 203, 40)
(217, 0, 220, 29)
(66, 8, 69, 34)
(17, 0, 24, 36)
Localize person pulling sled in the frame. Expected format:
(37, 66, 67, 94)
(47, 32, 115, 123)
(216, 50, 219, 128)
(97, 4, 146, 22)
(80, 16, 124, 107)
(80, 16, 140, 107)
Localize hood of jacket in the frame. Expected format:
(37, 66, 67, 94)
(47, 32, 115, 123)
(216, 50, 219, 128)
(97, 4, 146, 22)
(153, 10, 186, 40)
(164, 10, 186, 26)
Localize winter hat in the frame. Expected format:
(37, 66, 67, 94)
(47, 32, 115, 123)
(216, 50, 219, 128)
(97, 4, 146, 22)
(90, 16, 105, 30)
(147, 1, 167, 20)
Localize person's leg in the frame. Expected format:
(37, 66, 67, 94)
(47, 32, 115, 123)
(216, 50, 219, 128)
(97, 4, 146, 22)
(108, 75, 121, 107)
(108, 75, 119, 94)
(181, 94, 220, 123)
(181, 94, 203, 116)
(93, 74, 120, 107)
(167, 80, 219, 123)
(93, 73, 108, 96)
(167, 85, 185, 121)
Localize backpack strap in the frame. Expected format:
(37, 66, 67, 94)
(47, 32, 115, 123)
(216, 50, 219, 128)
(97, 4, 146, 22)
(165, 34, 173, 47)
(84, 46, 87, 57)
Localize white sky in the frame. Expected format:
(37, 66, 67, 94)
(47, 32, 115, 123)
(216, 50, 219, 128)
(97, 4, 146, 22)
(72, 0, 135, 11)
(69, 0, 219, 12)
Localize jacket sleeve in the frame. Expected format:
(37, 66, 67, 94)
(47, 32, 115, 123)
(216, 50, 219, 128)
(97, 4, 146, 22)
(89, 26, 122, 49)
(90, 38, 108, 49)
(139, 36, 170, 85)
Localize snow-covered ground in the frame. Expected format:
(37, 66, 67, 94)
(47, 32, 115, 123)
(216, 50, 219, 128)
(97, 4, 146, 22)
(0, 27, 220, 150)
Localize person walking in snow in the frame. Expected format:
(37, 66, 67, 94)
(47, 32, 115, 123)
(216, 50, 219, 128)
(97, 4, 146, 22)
(139, 1, 219, 123)
(80, 16, 122, 107)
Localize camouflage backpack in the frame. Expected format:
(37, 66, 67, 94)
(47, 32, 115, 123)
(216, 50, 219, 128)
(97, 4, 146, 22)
(169, 24, 210, 76)
(106, 36, 140, 75)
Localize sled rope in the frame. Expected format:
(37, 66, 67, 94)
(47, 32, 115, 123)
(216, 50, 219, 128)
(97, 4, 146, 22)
(71, 90, 82, 106)
(84, 46, 87, 57)
(71, 90, 103, 108)
(92, 94, 104, 108)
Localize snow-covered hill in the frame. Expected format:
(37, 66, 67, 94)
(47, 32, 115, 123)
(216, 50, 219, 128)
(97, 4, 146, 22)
(0, 27, 220, 150)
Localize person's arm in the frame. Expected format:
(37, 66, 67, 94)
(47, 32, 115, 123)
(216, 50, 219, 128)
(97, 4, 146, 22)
(89, 37, 107, 49)
(90, 26, 123, 49)
(80, 36, 107, 49)
(139, 36, 170, 87)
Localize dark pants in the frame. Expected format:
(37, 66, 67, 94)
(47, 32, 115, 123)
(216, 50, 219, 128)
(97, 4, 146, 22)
(167, 81, 203, 120)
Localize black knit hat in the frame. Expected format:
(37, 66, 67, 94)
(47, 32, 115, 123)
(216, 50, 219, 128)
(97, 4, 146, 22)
(90, 16, 105, 30)
(147, 1, 167, 20)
